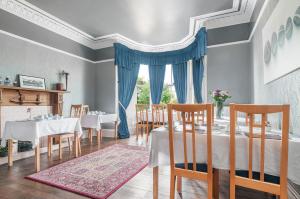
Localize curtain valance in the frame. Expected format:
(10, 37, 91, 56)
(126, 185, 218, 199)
(114, 27, 207, 68)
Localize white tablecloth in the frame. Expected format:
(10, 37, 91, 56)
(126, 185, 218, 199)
(1, 118, 82, 148)
(81, 114, 118, 130)
(148, 126, 300, 185)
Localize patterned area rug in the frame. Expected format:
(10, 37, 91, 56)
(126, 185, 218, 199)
(26, 144, 149, 199)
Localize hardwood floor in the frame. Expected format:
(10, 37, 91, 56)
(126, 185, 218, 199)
(0, 136, 291, 199)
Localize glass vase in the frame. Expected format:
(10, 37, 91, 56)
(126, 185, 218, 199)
(216, 101, 224, 119)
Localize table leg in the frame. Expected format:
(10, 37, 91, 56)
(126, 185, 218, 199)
(35, 144, 40, 172)
(114, 121, 118, 141)
(153, 166, 159, 199)
(74, 133, 78, 157)
(8, 139, 13, 167)
(58, 136, 62, 160)
(88, 128, 93, 144)
(213, 169, 220, 199)
(47, 136, 52, 158)
(97, 130, 101, 146)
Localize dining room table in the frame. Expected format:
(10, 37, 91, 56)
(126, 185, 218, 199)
(148, 118, 300, 199)
(81, 112, 118, 131)
(1, 117, 82, 172)
(80, 112, 118, 143)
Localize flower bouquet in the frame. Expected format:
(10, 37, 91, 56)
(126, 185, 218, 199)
(210, 89, 231, 119)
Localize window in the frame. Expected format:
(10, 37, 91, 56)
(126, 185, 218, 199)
(136, 64, 177, 105)
(136, 64, 150, 104)
(162, 64, 177, 104)
(135, 61, 207, 105)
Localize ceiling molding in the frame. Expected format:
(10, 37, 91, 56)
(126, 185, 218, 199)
(0, 0, 257, 52)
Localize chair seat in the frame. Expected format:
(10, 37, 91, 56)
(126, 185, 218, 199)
(175, 163, 207, 172)
(236, 170, 280, 184)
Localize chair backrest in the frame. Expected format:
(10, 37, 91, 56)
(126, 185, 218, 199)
(152, 104, 166, 128)
(195, 111, 204, 124)
(167, 104, 213, 181)
(70, 104, 84, 118)
(230, 104, 289, 197)
(245, 113, 266, 128)
(82, 105, 89, 115)
(136, 104, 149, 124)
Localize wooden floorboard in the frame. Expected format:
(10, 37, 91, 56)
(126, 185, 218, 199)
(0, 136, 292, 199)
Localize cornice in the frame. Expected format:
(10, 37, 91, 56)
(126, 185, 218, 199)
(0, 0, 257, 52)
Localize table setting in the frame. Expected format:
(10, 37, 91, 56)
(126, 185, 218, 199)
(149, 118, 300, 187)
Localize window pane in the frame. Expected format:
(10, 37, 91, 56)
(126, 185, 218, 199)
(161, 64, 177, 104)
(137, 65, 150, 104)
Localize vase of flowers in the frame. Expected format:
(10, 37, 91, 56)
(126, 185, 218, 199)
(210, 89, 231, 119)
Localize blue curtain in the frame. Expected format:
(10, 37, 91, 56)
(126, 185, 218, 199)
(173, 62, 187, 104)
(118, 63, 140, 139)
(114, 27, 207, 67)
(193, 58, 204, 103)
(149, 65, 166, 104)
(114, 27, 207, 138)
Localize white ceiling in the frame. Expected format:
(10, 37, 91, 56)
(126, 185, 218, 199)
(0, 0, 257, 51)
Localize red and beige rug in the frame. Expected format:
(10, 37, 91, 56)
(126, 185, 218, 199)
(26, 144, 149, 199)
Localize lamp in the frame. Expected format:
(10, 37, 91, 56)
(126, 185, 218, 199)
(60, 70, 69, 91)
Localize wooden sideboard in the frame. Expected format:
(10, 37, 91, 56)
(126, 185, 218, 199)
(0, 85, 69, 146)
(0, 85, 68, 114)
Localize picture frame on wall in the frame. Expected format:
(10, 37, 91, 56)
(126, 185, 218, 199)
(19, 75, 46, 90)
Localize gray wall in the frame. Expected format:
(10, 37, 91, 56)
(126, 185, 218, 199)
(0, 33, 96, 115)
(95, 61, 116, 113)
(0, 10, 96, 61)
(250, 0, 300, 134)
(207, 23, 251, 46)
(207, 43, 252, 104)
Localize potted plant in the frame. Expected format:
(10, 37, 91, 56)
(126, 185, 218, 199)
(210, 89, 231, 119)
(0, 145, 8, 157)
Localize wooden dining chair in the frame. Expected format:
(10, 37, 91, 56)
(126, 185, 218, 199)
(229, 104, 290, 199)
(195, 111, 205, 125)
(168, 103, 214, 199)
(83, 105, 89, 115)
(245, 113, 267, 128)
(48, 104, 84, 159)
(151, 104, 167, 129)
(135, 104, 149, 141)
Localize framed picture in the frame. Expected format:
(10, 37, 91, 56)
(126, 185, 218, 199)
(19, 75, 46, 90)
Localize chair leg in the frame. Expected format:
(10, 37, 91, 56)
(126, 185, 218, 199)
(136, 124, 139, 140)
(47, 136, 52, 158)
(58, 136, 62, 160)
(78, 137, 81, 155)
(177, 176, 182, 194)
(146, 124, 149, 143)
(230, 183, 235, 199)
(170, 174, 176, 199)
(100, 129, 103, 141)
(213, 169, 220, 199)
(68, 138, 72, 152)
